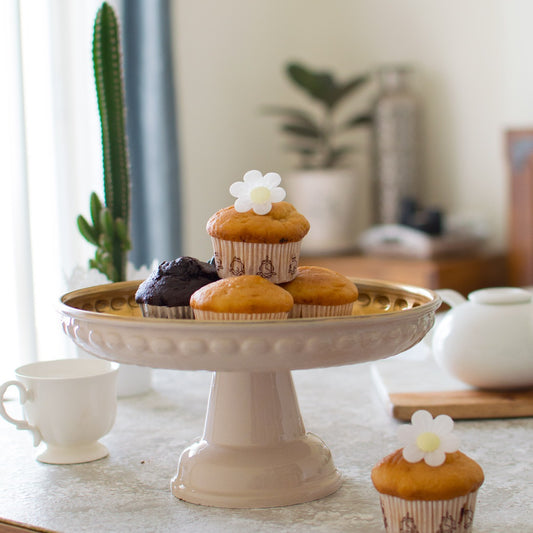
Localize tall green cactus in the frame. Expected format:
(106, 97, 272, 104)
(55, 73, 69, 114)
(77, 2, 131, 282)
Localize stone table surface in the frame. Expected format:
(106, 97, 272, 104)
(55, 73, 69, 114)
(0, 359, 532, 533)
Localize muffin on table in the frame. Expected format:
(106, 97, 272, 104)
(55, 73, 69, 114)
(135, 257, 219, 319)
(190, 275, 293, 321)
(280, 266, 359, 318)
(371, 409, 484, 533)
(206, 170, 310, 284)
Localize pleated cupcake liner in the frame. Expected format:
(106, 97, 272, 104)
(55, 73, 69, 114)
(210, 238, 302, 284)
(192, 310, 289, 321)
(139, 303, 194, 319)
(378, 491, 479, 533)
(288, 302, 355, 319)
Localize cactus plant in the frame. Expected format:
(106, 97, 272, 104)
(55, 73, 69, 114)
(77, 2, 131, 282)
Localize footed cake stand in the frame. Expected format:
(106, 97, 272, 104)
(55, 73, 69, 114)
(58, 278, 440, 509)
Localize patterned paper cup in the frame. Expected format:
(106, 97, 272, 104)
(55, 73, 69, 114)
(210, 239, 301, 284)
(378, 491, 479, 533)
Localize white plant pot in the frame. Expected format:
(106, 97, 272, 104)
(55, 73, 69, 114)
(286, 169, 361, 255)
(66, 263, 154, 398)
(75, 347, 152, 398)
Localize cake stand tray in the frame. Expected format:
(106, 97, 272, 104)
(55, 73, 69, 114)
(58, 278, 440, 508)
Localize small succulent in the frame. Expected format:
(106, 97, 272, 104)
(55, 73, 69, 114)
(263, 62, 373, 169)
(77, 2, 131, 282)
(77, 192, 130, 282)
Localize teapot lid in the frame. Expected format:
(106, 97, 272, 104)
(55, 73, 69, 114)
(468, 287, 532, 305)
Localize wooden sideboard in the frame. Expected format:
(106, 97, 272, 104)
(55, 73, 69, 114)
(300, 252, 509, 295)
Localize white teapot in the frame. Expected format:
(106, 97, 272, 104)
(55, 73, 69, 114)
(432, 287, 533, 390)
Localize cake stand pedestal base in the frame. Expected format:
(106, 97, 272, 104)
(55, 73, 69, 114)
(171, 370, 342, 508)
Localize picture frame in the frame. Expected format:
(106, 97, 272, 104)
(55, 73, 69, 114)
(505, 129, 533, 286)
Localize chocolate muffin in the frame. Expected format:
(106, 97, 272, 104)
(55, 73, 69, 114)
(135, 257, 219, 319)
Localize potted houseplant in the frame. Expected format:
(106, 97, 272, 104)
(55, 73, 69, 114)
(264, 62, 373, 254)
(73, 2, 151, 396)
(77, 2, 131, 282)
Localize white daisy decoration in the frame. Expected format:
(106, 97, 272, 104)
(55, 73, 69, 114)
(398, 409, 460, 467)
(229, 170, 286, 215)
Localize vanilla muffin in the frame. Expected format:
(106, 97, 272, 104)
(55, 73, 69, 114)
(135, 257, 219, 319)
(207, 200, 310, 284)
(280, 266, 358, 318)
(371, 410, 484, 533)
(190, 275, 294, 320)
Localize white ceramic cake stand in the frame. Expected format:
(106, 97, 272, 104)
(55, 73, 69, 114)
(58, 278, 440, 509)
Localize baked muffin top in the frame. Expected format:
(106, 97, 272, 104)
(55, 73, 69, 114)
(280, 266, 358, 306)
(135, 257, 219, 307)
(206, 201, 310, 244)
(371, 448, 484, 501)
(190, 275, 294, 314)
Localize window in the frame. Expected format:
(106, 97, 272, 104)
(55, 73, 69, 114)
(1, 0, 106, 380)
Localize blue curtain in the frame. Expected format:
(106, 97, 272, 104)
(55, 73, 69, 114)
(121, 0, 182, 268)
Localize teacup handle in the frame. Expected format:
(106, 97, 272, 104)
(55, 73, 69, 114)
(0, 380, 42, 446)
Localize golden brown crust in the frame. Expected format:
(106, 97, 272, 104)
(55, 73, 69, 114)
(206, 202, 310, 243)
(371, 449, 484, 501)
(280, 266, 358, 306)
(190, 275, 294, 314)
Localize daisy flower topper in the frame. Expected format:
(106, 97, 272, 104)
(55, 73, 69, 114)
(230, 170, 286, 215)
(398, 409, 460, 467)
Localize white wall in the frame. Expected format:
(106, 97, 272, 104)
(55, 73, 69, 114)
(173, 0, 533, 260)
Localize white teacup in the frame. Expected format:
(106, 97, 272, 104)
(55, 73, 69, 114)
(0, 358, 118, 464)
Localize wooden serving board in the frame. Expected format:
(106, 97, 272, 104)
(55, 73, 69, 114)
(385, 388, 533, 421)
(372, 353, 533, 421)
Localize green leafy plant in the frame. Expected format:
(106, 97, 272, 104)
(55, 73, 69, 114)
(264, 62, 372, 169)
(77, 2, 131, 282)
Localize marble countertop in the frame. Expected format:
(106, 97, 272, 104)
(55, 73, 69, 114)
(1, 360, 532, 533)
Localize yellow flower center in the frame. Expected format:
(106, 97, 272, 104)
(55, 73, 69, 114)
(250, 186, 270, 204)
(416, 432, 441, 452)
